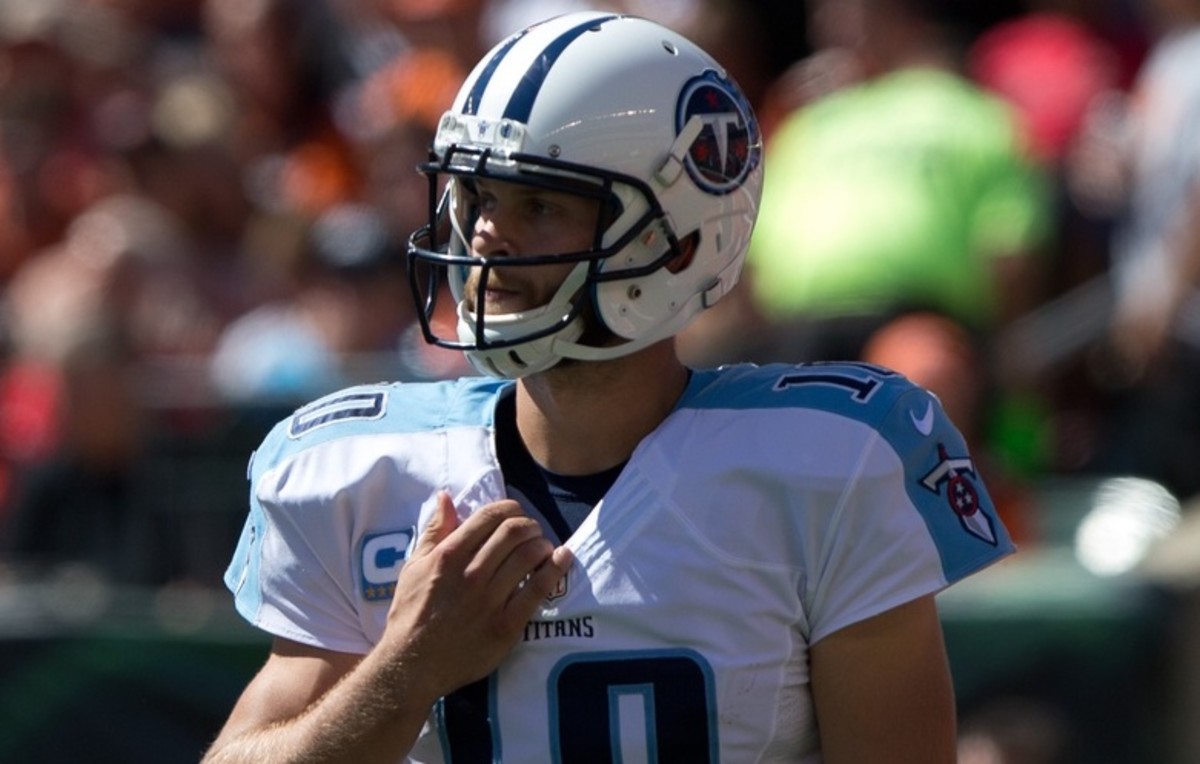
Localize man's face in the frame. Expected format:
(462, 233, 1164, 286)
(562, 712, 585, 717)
(460, 178, 602, 316)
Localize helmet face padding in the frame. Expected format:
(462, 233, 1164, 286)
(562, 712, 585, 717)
(407, 12, 763, 378)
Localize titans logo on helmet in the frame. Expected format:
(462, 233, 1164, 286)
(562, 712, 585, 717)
(676, 70, 761, 196)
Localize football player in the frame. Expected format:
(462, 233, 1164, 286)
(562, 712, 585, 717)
(206, 12, 1012, 763)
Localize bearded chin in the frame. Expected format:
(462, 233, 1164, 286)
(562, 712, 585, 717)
(462, 285, 624, 372)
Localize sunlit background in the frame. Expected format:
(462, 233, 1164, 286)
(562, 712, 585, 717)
(1, 1, 1199, 763)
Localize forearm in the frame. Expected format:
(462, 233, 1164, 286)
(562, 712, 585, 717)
(203, 645, 440, 764)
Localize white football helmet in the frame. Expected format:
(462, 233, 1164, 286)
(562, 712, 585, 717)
(407, 12, 763, 378)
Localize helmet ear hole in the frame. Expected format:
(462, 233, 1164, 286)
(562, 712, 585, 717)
(666, 233, 699, 274)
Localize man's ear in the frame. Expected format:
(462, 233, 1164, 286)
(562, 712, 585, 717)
(666, 233, 698, 274)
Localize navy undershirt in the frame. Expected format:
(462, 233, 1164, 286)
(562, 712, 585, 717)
(494, 388, 625, 544)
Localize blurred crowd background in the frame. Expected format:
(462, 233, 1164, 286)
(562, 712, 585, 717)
(1, 0, 1199, 762)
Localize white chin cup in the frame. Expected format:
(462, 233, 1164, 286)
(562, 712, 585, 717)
(455, 262, 589, 378)
(457, 304, 585, 378)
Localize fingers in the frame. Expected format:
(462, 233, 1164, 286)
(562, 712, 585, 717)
(415, 494, 526, 559)
(479, 538, 572, 634)
(415, 493, 572, 613)
(467, 512, 549, 581)
(412, 491, 459, 557)
(505, 545, 574, 622)
(429, 498, 539, 566)
(486, 533, 555, 593)
(416, 495, 554, 579)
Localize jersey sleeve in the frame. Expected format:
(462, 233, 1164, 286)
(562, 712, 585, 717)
(225, 431, 385, 655)
(222, 380, 509, 655)
(805, 386, 1014, 644)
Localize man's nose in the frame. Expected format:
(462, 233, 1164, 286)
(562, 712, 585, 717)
(474, 214, 516, 258)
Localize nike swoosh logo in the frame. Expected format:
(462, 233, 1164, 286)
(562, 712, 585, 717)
(911, 401, 935, 435)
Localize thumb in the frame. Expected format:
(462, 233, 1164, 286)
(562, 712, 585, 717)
(414, 491, 459, 556)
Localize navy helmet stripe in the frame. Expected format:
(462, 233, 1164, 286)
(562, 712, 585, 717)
(502, 14, 621, 123)
(462, 29, 530, 116)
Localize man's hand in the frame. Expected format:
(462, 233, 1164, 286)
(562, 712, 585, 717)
(382, 492, 573, 701)
(201, 493, 569, 764)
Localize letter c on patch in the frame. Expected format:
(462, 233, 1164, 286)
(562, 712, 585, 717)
(362, 529, 415, 587)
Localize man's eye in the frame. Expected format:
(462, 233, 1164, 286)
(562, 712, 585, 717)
(530, 199, 558, 216)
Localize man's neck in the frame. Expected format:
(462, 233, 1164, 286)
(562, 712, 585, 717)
(514, 342, 690, 476)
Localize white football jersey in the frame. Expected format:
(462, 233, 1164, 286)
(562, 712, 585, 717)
(226, 362, 1013, 762)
